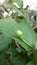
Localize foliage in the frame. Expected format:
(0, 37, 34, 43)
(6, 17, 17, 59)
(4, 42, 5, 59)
(0, 0, 37, 65)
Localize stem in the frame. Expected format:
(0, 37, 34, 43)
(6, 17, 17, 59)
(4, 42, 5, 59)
(22, 38, 33, 49)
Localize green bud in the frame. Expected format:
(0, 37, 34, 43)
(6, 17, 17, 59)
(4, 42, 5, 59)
(16, 30, 23, 38)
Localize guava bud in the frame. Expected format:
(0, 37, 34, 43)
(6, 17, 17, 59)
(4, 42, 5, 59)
(16, 30, 23, 38)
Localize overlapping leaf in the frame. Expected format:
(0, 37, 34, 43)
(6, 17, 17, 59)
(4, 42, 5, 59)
(17, 19, 37, 46)
(0, 17, 37, 51)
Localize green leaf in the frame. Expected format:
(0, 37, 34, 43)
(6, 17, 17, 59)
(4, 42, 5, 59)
(11, 6, 23, 16)
(0, 17, 32, 51)
(10, 44, 26, 65)
(17, 19, 37, 46)
(0, 17, 37, 51)
(0, 46, 11, 65)
(0, 17, 17, 38)
(0, 34, 11, 51)
(15, 38, 32, 51)
(13, 0, 22, 7)
(27, 61, 35, 65)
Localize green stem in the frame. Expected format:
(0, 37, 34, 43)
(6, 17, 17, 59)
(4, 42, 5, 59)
(22, 38, 33, 49)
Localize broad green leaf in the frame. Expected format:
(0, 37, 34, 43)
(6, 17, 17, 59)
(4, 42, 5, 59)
(0, 17, 32, 51)
(17, 19, 37, 46)
(0, 34, 11, 51)
(0, 17, 17, 38)
(0, 17, 37, 51)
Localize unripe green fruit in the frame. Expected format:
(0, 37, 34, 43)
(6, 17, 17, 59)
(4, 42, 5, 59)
(16, 30, 23, 38)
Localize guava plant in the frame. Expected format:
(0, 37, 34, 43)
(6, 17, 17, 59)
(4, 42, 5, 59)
(0, 0, 37, 65)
